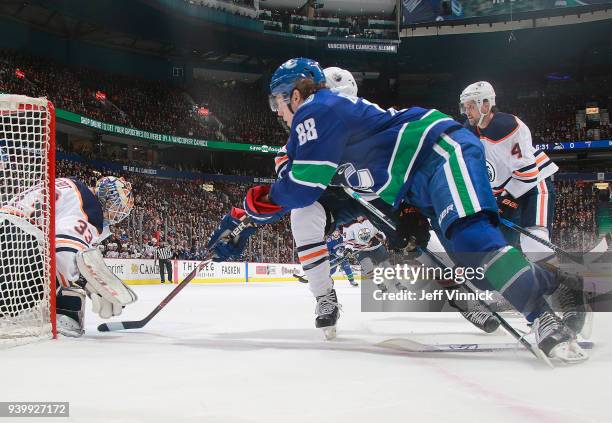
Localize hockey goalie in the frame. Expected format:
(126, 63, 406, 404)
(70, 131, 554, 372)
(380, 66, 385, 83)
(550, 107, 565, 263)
(0, 176, 137, 337)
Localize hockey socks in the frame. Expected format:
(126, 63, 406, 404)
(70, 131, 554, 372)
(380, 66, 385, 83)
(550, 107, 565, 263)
(447, 214, 558, 322)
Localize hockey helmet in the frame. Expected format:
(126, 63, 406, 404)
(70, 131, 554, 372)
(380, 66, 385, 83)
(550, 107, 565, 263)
(459, 81, 496, 127)
(324, 67, 358, 97)
(269, 58, 325, 112)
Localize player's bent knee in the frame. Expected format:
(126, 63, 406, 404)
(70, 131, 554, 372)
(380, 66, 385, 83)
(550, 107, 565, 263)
(290, 202, 327, 244)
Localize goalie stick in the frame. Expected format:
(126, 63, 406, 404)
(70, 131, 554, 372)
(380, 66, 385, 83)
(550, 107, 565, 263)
(98, 217, 256, 332)
(342, 186, 553, 366)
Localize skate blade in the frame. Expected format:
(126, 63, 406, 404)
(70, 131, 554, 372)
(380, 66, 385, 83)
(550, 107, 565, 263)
(322, 326, 337, 340)
(549, 341, 589, 364)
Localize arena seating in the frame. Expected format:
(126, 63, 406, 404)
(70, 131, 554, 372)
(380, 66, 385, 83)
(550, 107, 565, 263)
(2, 50, 610, 148)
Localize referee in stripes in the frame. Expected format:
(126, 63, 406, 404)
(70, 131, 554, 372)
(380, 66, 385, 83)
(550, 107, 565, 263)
(154, 241, 174, 284)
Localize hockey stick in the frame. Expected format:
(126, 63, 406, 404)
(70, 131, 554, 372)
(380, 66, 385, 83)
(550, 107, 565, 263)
(98, 218, 256, 332)
(417, 247, 551, 365)
(378, 338, 594, 353)
(342, 187, 551, 364)
(499, 217, 585, 265)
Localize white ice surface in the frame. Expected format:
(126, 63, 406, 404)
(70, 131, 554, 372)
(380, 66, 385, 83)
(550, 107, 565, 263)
(1, 281, 610, 423)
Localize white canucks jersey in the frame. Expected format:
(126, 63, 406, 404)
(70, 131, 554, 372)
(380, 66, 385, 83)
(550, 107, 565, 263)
(342, 219, 384, 252)
(1, 178, 106, 287)
(465, 112, 558, 198)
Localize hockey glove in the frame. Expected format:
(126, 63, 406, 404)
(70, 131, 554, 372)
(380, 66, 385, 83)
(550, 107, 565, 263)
(243, 185, 286, 224)
(207, 207, 257, 261)
(392, 205, 431, 252)
(497, 194, 519, 219)
(74, 277, 125, 320)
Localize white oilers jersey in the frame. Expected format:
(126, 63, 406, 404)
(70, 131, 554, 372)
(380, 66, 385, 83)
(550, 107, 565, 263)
(1, 178, 106, 287)
(343, 219, 384, 252)
(466, 112, 558, 198)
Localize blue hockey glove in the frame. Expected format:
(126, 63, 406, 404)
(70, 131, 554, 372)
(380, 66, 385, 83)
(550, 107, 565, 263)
(207, 208, 257, 262)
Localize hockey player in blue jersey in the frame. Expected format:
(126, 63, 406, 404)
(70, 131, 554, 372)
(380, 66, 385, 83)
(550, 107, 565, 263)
(326, 230, 357, 287)
(208, 58, 587, 362)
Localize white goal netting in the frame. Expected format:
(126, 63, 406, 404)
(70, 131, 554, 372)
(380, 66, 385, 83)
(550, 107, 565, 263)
(0, 94, 55, 346)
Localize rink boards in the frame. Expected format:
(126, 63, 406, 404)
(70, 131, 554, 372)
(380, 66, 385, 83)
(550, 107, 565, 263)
(104, 258, 360, 284)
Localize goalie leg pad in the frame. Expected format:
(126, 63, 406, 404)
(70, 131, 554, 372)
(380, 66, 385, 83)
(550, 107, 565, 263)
(76, 248, 138, 306)
(56, 287, 86, 337)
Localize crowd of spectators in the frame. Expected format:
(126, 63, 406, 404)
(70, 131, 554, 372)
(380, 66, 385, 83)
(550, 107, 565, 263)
(502, 96, 612, 145)
(0, 50, 219, 140)
(56, 154, 604, 266)
(552, 181, 600, 252)
(56, 159, 295, 263)
(3, 49, 611, 150)
(190, 80, 287, 146)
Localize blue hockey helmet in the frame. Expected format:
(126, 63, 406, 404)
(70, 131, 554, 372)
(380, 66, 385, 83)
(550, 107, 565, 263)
(269, 58, 325, 112)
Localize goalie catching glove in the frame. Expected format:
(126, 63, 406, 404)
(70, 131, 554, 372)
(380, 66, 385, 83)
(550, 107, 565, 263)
(75, 248, 138, 319)
(207, 207, 257, 261)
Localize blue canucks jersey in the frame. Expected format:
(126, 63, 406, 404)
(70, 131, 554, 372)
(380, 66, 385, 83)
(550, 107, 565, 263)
(326, 235, 344, 255)
(269, 88, 461, 210)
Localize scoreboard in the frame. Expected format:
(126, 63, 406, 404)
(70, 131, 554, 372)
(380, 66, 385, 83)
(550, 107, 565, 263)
(535, 140, 612, 152)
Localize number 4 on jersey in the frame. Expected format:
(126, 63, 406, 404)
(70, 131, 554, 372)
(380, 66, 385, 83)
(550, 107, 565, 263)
(511, 143, 522, 158)
(296, 118, 318, 145)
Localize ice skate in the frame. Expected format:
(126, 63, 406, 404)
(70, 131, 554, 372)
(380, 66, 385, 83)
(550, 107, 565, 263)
(315, 289, 340, 340)
(550, 269, 593, 338)
(534, 312, 588, 363)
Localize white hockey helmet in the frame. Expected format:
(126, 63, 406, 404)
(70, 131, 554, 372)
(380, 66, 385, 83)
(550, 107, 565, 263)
(95, 176, 134, 226)
(459, 81, 496, 127)
(324, 67, 358, 97)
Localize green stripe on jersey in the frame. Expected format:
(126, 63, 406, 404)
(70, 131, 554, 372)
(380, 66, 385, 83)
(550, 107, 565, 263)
(484, 247, 531, 292)
(377, 110, 452, 205)
(290, 161, 338, 188)
(436, 136, 476, 216)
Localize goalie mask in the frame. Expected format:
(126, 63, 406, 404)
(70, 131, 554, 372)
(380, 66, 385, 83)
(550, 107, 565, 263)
(95, 176, 134, 226)
(459, 81, 496, 128)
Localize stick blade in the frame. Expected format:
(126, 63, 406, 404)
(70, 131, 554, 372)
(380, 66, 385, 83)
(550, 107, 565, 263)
(97, 321, 129, 332)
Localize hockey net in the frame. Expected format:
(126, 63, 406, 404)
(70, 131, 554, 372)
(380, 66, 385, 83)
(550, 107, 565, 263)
(0, 94, 56, 347)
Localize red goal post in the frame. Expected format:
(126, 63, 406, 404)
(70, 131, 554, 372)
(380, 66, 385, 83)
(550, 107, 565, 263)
(0, 94, 56, 346)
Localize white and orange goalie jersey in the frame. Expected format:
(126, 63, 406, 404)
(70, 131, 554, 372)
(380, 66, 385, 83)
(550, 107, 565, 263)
(342, 218, 385, 252)
(467, 112, 558, 198)
(1, 178, 107, 287)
